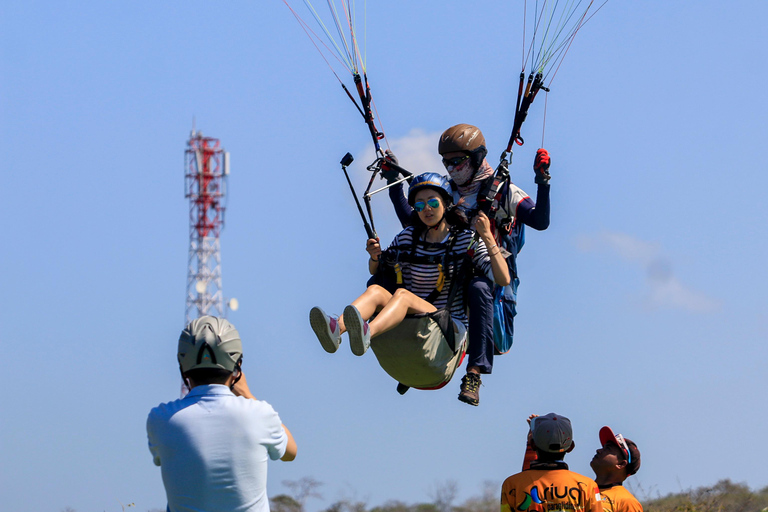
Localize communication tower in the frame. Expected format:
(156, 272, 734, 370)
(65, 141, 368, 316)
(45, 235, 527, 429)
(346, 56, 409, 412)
(184, 130, 238, 324)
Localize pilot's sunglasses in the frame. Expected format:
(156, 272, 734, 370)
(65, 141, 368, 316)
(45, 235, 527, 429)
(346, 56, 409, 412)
(413, 198, 441, 212)
(614, 433, 631, 463)
(442, 155, 469, 167)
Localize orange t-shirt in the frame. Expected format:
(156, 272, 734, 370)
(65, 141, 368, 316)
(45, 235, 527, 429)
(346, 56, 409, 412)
(599, 485, 643, 512)
(500, 468, 603, 512)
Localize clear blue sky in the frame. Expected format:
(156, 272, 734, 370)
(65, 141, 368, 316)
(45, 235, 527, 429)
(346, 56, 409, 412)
(2, 2, 767, 511)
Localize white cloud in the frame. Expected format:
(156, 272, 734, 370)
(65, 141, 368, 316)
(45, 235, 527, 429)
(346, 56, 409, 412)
(356, 128, 443, 177)
(576, 231, 720, 313)
(344, 129, 443, 241)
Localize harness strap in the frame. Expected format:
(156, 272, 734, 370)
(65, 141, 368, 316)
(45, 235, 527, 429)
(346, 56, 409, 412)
(418, 228, 460, 304)
(377, 227, 468, 349)
(385, 250, 465, 266)
(431, 241, 469, 353)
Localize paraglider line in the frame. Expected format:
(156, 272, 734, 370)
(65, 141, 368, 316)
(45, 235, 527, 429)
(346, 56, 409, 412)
(299, 0, 354, 69)
(546, 0, 606, 85)
(284, 1, 353, 76)
(541, 90, 549, 147)
(521, 0, 528, 70)
(328, 0, 357, 72)
(371, 96, 390, 151)
(544, 1, 593, 70)
(537, 0, 591, 71)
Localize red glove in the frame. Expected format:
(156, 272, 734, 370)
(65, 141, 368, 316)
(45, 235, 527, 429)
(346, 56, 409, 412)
(534, 148, 551, 184)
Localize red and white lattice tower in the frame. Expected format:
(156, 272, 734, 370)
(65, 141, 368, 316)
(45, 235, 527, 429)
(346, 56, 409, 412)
(184, 130, 234, 324)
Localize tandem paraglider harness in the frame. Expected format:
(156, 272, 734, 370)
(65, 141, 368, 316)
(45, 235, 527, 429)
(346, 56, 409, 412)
(473, 159, 526, 356)
(368, 227, 471, 393)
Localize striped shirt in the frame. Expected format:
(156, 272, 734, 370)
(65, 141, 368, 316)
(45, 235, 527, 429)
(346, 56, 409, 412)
(386, 226, 493, 327)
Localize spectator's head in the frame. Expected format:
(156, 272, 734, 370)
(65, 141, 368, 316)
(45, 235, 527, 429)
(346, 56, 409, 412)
(530, 413, 575, 460)
(178, 316, 243, 388)
(590, 426, 641, 482)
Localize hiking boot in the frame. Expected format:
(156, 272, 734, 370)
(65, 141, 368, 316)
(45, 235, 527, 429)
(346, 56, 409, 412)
(309, 307, 342, 353)
(343, 305, 370, 356)
(458, 372, 481, 406)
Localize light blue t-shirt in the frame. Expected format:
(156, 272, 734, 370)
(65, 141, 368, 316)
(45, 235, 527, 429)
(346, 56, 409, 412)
(147, 384, 288, 512)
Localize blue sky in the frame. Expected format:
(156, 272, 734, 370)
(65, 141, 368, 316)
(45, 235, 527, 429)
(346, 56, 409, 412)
(1, 2, 767, 511)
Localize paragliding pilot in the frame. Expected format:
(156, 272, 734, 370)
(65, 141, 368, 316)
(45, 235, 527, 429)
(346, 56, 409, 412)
(384, 124, 551, 406)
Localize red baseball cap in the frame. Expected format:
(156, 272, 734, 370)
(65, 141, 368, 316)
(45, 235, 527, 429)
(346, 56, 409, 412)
(599, 426, 641, 475)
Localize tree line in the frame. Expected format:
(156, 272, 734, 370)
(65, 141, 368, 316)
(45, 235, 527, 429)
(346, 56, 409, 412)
(269, 477, 768, 512)
(57, 477, 768, 511)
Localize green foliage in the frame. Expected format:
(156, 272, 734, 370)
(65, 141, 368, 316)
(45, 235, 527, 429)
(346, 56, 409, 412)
(643, 479, 768, 512)
(273, 477, 499, 512)
(271, 494, 304, 512)
(368, 500, 414, 512)
(274, 477, 768, 512)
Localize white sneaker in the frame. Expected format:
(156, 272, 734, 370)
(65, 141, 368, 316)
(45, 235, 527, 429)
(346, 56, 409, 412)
(343, 305, 371, 356)
(309, 307, 342, 353)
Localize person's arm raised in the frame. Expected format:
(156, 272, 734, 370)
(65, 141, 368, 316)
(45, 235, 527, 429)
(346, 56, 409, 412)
(231, 371, 297, 461)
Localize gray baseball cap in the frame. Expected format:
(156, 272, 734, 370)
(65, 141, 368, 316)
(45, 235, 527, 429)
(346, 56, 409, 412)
(531, 413, 574, 453)
(178, 316, 242, 373)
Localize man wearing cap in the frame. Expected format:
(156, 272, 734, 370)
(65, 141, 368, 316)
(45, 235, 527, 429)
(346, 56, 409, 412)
(501, 413, 603, 512)
(147, 316, 297, 512)
(590, 426, 643, 512)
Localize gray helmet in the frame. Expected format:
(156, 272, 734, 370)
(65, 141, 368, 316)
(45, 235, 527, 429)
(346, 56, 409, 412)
(178, 316, 242, 373)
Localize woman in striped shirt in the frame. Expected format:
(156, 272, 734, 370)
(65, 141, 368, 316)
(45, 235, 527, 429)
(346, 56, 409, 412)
(310, 173, 510, 357)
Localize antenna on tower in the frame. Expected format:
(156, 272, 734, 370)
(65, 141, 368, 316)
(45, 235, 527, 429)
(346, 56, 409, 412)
(184, 130, 236, 324)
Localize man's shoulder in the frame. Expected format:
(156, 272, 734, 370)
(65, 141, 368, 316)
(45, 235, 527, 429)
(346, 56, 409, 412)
(148, 387, 277, 417)
(504, 181, 529, 202)
(601, 485, 642, 510)
(504, 468, 598, 486)
(148, 394, 282, 433)
(147, 396, 187, 422)
(561, 469, 599, 486)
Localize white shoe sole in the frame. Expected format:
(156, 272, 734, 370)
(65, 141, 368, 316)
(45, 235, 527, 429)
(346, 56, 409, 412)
(343, 305, 369, 356)
(309, 307, 340, 353)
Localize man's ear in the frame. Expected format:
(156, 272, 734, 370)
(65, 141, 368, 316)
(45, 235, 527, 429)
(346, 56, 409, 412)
(566, 441, 576, 453)
(616, 459, 628, 470)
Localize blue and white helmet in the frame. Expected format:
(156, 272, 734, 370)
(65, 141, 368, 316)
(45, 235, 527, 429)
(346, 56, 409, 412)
(407, 172, 453, 206)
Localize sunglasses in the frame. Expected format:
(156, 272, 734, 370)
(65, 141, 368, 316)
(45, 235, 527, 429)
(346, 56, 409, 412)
(442, 155, 469, 167)
(413, 198, 441, 212)
(613, 433, 632, 463)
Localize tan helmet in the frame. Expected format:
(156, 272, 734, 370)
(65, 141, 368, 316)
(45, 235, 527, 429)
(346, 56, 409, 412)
(438, 124, 486, 155)
(178, 316, 243, 374)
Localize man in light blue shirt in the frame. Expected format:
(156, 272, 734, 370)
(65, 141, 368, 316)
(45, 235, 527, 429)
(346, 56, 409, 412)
(147, 316, 297, 512)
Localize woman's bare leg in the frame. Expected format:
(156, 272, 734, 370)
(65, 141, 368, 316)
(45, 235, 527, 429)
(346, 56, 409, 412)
(368, 288, 436, 337)
(337, 285, 392, 333)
